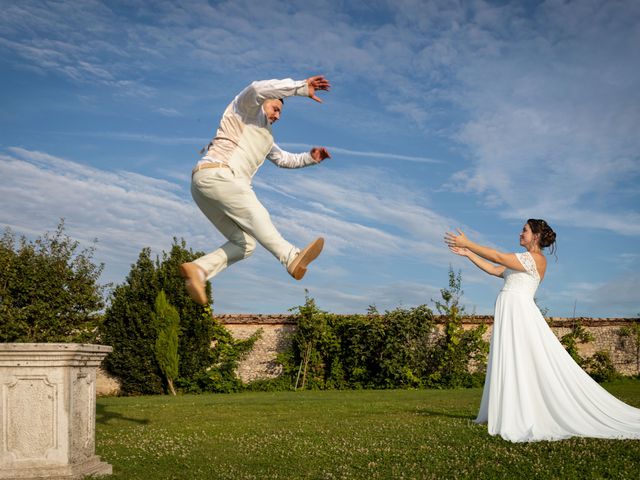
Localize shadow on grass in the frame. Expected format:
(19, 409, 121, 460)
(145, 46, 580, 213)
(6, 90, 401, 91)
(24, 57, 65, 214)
(416, 408, 475, 420)
(96, 403, 150, 425)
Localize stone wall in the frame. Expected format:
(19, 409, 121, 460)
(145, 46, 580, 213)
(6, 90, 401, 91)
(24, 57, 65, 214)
(96, 366, 121, 396)
(218, 314, 640, 382)
(218, 314, 297, 382)
(96, 314, 639, 394)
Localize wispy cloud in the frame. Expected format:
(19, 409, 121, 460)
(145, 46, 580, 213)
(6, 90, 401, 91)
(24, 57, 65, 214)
(0, 147, 198, 272)
(281, 143, 442, 164)
(0, 147, 462, 312)
(258, 166, 475, 261)
(2, 1, 638, 315)
(546, 273, 640, 318)
(57, 131, 205, 146)
(154, 107, 183, 117)
(439, 1, 640, 236)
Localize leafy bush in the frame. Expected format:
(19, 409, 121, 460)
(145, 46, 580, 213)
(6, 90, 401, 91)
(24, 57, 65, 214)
(0, 221, 105, 343)
(560, 321, 594, 366)
(427, 268, 488, 388)
(276, 268, 489, 391)
(584, 350, 619, 383)
(177, 309, 260, 394)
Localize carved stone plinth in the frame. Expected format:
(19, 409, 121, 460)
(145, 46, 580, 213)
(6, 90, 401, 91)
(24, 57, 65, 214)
(0, 343, 113, 479)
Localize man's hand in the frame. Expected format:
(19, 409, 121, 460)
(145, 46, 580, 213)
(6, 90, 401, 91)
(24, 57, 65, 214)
(306, 75, 331, 103)
(310, 147, 331, 163)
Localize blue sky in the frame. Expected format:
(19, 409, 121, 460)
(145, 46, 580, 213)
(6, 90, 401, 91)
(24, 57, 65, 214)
(1, 0, 638, 317)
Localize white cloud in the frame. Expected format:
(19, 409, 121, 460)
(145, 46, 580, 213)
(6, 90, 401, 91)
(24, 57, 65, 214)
(2, 1, 638, 315)
(70, 131, 205, 146)
(0, 148, 200, 275)
(155, 107, 183, 117)
(0, 147, 461, 312)
(258, 166, 473, 262)
(441, 1, 640, 236)
(281, 143, 442, 164)
(547, 273, 640, 319)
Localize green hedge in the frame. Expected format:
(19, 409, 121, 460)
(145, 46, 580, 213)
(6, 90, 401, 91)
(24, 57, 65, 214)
(274, 271, 489, 391)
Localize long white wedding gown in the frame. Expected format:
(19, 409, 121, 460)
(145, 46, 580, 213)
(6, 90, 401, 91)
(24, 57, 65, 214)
(475, 251, 640, 442)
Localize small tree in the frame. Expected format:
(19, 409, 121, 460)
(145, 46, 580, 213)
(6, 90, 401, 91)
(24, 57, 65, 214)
(428, 267, 488, 388)
(0, 221, 104, 342)
(153, 291, 180, 395)
(155, 239, 215, 382)
(101, 248, 163, 395)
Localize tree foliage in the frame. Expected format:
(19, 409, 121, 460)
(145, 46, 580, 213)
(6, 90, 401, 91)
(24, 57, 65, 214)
(427, 267, 488, 388)
(153, 290, 180, 395)
(100, 238, 255, 395)
(177, 307, 261, 394)
(101, 239, 217, 395)
(0, 221, 104, 342)
(100, 247, 162, 395)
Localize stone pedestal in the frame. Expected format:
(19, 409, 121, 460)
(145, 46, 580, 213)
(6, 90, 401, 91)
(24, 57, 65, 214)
(0, 343, 113, 479)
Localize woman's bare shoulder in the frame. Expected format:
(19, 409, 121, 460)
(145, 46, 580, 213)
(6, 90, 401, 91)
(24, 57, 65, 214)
(530, 251, 547, 279)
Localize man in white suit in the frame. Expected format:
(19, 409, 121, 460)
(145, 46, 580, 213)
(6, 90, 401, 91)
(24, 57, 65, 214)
(180, 76, 331, 305)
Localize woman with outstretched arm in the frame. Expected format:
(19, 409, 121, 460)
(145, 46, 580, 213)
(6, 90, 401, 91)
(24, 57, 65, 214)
(445, 219, 640, 442)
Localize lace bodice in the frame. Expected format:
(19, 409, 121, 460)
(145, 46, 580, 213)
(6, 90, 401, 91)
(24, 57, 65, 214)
(501, 251, 540, 297)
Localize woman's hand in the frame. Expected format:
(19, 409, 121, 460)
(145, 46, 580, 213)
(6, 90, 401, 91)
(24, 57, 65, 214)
(448, 246, 471, 257)
(444, 229, 469, 248)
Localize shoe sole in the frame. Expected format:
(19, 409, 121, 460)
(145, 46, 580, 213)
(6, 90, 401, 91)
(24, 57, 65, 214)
(289, 238, 324, 280)
(179, 263, 208, 305)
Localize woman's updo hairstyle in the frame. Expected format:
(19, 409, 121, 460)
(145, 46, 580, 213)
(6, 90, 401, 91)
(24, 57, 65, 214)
(527, 219, 557, 254)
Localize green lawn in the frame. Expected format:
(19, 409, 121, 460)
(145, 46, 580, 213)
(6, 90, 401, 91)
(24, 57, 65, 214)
(96, 380, 640, 479)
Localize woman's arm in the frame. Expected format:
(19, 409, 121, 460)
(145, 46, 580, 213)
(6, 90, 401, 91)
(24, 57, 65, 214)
(449, 246, 506, 277)
(445, 229, 525, 272)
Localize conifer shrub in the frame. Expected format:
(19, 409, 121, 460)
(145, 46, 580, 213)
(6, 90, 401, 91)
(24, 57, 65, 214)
(101, 239, 215, 395)
(153, 290, 180, 395)
(101, 239, 259, 395)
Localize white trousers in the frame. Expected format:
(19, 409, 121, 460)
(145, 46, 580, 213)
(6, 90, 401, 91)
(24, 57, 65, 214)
(191, 168, 299, 280)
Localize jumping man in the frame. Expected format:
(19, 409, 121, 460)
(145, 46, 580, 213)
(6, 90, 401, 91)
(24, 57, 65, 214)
(180, 76, 332, 304)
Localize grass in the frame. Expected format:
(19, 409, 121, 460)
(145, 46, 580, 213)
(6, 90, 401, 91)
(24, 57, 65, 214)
(95, 379, 640, 479)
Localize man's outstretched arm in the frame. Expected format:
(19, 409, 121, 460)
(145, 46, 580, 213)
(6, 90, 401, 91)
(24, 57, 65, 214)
(236, 76, 331, 112)
(267, 144, 331, 169)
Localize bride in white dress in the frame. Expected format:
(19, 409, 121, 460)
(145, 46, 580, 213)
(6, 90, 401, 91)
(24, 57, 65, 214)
(445, 219, 640, 442)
